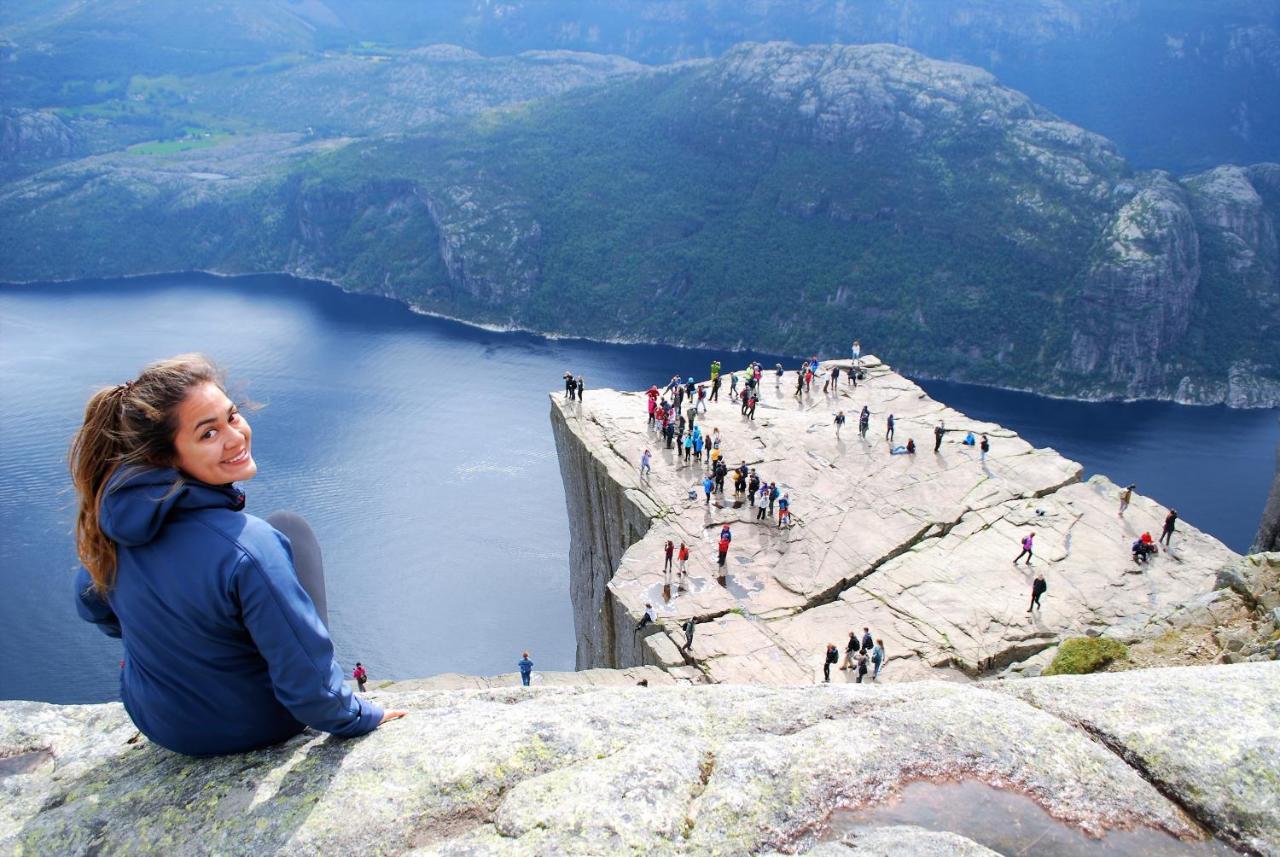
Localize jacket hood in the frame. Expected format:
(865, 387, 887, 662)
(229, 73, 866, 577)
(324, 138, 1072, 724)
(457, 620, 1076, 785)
(100, 466, 245, 547)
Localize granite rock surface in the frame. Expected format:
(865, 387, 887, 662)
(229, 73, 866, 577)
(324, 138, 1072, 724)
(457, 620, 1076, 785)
(551, 357, 1239, 684)
(2, 662, 1274, 855)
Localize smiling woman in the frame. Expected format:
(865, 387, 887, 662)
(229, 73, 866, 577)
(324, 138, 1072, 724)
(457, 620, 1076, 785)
(67, 354, 405, 756)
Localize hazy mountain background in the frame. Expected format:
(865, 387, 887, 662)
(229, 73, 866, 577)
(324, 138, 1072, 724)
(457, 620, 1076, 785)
(2, 1, 1278, 404)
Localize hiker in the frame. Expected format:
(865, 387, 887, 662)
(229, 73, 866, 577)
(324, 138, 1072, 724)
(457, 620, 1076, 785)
(768, 482, 779, 516)
(859, 406, 870, 439)
(353, 662, 368, 693)
(563, 372, 575, 399)
(906, 438, 915, 454)
(70, 354, 403, 756)
(575, 375, 585, 400)
(980, 433, 990, 462)
(852, 339, 861, 366)
(934, 422, 945, 452)
(840, 631, 858, 671)
(794, 368, 805, 398)
(871, 639, 885, 680)
(746, 394, 757, 420)
(729, 372, 739, 401)
(717, 524, 732, 567)
(1028, 574, 1047, 612)
(1160, 509, 1178, 546)
(663, 539, 674, 576)
(635, 603, 656, 631)
(697, 385, 708, 414)
(677, 541, 690, 580)
(963, 431, 975, 446)
(640, 449, 652, 478)
(828, 365, 841, 391)
(885, 414, 895, 441)
(834, 410, 846, 438)
(824, 644, 839, 682)
(775, 363, 784, 386)
(518, 652, 533, 687)
(682, 617, 696, 653)
(856, 649, 869, 683)
(1132, 538, 1157, 564)
(703, 473, 714, 505)
(778, 493, 792, 528)
(1014, 532, 1035, 565)
(683, 432, 694, 463)
(1119, 484, 1135, 516)
(860, 627, 874, 654)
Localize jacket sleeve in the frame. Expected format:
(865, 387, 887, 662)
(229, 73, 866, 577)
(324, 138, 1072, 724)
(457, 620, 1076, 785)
(234, 537, 382, 739)
(74, 566, 122, 638)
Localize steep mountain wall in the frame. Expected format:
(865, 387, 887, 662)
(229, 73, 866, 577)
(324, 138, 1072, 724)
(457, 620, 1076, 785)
(3, 43, 1278, 404)
(1257, 440, 1280, 552)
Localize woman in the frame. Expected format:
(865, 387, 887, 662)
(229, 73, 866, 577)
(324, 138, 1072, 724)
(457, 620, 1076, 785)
(71, 355, 405, 756)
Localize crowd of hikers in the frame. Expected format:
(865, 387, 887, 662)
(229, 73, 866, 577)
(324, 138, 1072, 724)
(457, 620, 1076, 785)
(565, 341, 1185, 685)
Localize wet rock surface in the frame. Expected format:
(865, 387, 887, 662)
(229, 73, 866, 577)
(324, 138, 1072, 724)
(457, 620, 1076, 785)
(2, 663, 1274, 855)
(551, 357, 1239, 684)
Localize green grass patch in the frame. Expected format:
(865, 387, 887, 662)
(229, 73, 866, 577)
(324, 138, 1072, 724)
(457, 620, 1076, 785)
(127, 134, 230, 156)
(1043, 637, 1129, 676)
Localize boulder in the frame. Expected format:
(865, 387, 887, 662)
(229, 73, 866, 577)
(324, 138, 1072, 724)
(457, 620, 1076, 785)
(3, 662, 1275, 855)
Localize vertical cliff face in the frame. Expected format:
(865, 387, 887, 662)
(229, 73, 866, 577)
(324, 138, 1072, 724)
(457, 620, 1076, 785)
(549, 397, 660, 669)
(1062, 173, 1200, 396)
(1256, 440, 1280, 553)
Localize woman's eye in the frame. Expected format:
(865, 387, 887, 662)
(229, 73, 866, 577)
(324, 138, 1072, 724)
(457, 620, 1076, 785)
(202, 429, 217, 440)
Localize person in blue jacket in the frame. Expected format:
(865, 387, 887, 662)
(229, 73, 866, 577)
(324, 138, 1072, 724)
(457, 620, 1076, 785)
(518, 652, 534, 687)
(69, 354, 406, 757)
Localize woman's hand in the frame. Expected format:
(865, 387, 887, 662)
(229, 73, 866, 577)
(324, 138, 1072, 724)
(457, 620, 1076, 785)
(379, 710, 408, 725)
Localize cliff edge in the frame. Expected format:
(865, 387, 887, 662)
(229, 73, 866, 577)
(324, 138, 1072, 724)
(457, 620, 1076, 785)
(550, 358, 1243, 684)
(2, 663, 1277, 854)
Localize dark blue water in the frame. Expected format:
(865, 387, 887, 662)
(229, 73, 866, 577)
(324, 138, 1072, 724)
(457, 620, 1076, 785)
(1, 274, 1276, 704)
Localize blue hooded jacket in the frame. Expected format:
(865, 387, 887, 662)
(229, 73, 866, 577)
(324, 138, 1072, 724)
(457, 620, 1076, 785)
(74, 467, 382, 756)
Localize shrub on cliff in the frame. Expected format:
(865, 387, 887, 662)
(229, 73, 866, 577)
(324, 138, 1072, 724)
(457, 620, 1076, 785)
(1044, 637, 1129, 676)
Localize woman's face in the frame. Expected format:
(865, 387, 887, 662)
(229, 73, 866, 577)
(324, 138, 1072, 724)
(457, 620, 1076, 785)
(171, 382, 257, 485)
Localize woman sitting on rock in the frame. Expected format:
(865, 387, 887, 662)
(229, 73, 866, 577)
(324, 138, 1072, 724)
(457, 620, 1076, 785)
(71, 354, 405, 756)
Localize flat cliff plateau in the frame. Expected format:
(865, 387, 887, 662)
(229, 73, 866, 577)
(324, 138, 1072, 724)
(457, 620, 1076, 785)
(549, 357, 1242, 684)
(2, 663, 1277, 854)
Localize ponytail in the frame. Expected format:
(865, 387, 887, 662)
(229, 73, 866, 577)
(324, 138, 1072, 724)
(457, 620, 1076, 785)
(69, 355, 222, 595)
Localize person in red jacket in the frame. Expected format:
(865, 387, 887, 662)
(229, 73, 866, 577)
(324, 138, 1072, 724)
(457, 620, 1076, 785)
(353, 662, 368, 692)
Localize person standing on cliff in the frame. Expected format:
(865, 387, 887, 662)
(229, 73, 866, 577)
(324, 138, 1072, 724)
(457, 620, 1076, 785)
(934, 421, 945, 453)
(575, 375, 585, 400)
(1028, 574, 1047, 612)
(768, 482, 779, 516)
(518, 652, 533, 687)
(980, 433, 990, 462)
(859, 406, 870, 439)
(1160, 509, 1178, 546)
(683, 432, 694, 464)
(885, 414, 895, 442)
(747, 393, 758, 420)
(677, 541, 690, 582)
(1119, 484, 1135, 516)
(717, 524, 731, 569)
(872, 639, 885, 680)
(703, 473, 714, 505)
(682, 617, 696, 653)
(756, 485, 769, 520)
(824, 644, 839, 682)
(663, 539, 674, 578)
(840, 630, 858, 671)
(353, 662, 368, 693)
(834, 410, 846, 438)
(640, 449, 652, 479)
(852, 339, 861, 368)
(710, 374, 722, 402)
(856, 649, 869, 684)
(1014, 532, 1035, 565)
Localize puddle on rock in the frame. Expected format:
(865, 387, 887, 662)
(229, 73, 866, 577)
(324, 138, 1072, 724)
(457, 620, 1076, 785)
(820, 780, 1242, 856)
(0, 748, 54, 777)
(724, 574, 764, 599)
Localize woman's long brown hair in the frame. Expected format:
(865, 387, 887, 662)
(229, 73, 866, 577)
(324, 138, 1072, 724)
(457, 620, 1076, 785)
(69, 355, 223, 595)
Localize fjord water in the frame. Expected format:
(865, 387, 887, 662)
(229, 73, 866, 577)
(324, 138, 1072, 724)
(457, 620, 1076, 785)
(1, 274, 1276, 704)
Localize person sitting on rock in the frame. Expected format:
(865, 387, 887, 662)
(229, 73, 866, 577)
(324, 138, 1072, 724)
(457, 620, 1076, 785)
(70, 354, 404, 757)
(1132, 538, 1157, 564)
